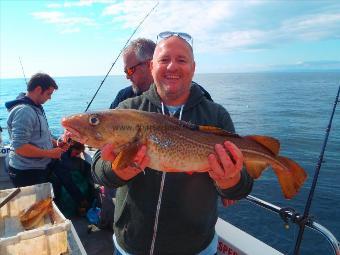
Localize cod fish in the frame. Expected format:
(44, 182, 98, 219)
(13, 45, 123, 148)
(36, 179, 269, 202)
(19, 197, 53, 230)
(62, 109, 307, 199)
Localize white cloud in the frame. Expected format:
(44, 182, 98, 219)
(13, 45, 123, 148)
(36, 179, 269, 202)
(102, 1, 236, 51)
(32, 11, 96, 26)
(203, 8, 340, 53)
(61, 27, 81, 34)
(31, 11, 97, 33)
(47, 3, 63, 8)
(281, 13, 340, 41)
(48, 0, 115, 8)
(35, 1, 340, 51)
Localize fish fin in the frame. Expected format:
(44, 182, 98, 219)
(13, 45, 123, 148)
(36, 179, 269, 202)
(198, 125, 240, 137)
(272, 156, 307, 199)
(244, 135, 280, 156)
(244, 160, 270, 179)
(112, 141, 141, 171)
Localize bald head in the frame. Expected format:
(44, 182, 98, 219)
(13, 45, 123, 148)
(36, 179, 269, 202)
(153, 36, 194, 60)
(151, 36, 196, 106)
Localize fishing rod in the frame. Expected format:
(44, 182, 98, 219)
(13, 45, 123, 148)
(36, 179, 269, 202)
(245, 195, 340, 254)
(19, 57, 28, 85)
(293, 85, 340, 254)
(0, 57, 27, 145)
(244, 85, 340, 254)
(84, 1, 159, 112)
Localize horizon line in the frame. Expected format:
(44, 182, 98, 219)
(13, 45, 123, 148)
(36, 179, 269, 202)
(1, 69, 339, 80)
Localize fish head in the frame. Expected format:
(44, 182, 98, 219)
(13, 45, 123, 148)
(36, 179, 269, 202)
(61, 109, 139, 149)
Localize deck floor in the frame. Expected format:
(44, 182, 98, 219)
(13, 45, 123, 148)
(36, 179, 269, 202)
(70, 216, 114, 255)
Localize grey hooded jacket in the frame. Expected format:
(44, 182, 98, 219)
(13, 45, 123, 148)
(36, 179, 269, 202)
(6, 96, 53, 170)
(91, 83, 253, 254)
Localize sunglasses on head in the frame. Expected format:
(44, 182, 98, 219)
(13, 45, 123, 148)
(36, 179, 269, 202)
(157, 31, 193, 48)
(124, 61, 150, 76)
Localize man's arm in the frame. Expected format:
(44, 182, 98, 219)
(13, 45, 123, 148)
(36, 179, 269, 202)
(91, 144, 149, 188)
(10, 106, 67, 159)
(216, 169, 253, 200)
(91, 149, 129, 188)
(208, 108, 254, 200)
(15, 144, 66, 159)
(110, 89, 128, 109)
(110, 96, 121, 109)
(208, 141, 253, 200)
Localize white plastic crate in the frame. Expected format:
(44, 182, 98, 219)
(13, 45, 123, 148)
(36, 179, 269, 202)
(0, 182, 71, 255)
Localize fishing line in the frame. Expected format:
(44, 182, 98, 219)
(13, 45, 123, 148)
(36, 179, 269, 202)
(0, 57, 26, 144)
(84, 1, 159, 112)
(149, 104, 184, 255)
(19, 57, 28, 85)
(293, 85, 340, 254)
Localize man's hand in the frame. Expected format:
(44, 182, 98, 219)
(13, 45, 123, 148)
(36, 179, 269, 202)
(101, 144, 117, 161)
(101, 144, 149, 181)
(55, 137, 70, 151)
(221, 198, 237, 207)
(208, 141, 243, 189)
(48, 147, 67, 159)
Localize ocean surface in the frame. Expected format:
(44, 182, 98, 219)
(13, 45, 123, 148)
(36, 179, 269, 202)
(1, 72, 339, 254)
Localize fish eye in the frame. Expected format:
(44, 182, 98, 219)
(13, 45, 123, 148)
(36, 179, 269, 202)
(89, 115, 100, 126)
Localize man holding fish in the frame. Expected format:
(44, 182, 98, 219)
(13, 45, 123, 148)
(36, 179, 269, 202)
(110, 37, 213, 109)
(64, 32, 254, 254)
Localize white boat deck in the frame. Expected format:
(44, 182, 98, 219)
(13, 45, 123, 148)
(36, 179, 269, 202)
(216, 218, 283, 255)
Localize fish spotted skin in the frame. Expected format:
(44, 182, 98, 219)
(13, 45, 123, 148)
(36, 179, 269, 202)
(19, 197, 53, 230)
(62, 109, 307, 199)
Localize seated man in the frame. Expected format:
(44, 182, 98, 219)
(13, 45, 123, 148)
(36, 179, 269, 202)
(52, 142, 92, 216)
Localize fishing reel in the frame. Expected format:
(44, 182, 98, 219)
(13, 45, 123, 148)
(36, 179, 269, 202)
(56, 135, 73, 148)
(279, 207, 313, 230)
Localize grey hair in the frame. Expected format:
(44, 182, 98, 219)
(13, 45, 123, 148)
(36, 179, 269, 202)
(123, 38, 156, 62)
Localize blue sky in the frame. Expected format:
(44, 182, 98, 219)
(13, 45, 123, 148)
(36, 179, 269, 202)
(1, 0, 339, 78)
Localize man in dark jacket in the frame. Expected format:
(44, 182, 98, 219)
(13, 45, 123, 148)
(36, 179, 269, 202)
(109, 38, 156, 109)
(91, 32, 253, 254)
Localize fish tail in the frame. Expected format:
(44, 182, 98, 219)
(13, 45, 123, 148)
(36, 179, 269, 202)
(272, 156, 307, 199)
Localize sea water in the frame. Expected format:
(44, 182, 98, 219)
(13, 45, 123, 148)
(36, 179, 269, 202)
(1, 72, 339, 254)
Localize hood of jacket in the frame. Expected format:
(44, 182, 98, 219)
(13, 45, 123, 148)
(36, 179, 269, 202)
(5, 93, 48, 138)
(143, 82, 206, 112)
(5, 93, 42, 111)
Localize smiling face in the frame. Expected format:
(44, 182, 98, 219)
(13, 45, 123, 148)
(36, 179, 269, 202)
(151, 36, 195, 106)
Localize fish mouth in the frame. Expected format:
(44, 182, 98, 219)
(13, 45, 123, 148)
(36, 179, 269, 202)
(64, 127, 89, 145)
(61, 118, 88, 144)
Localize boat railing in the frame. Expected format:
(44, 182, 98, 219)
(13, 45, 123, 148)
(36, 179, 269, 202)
(245, 195, 340, 255)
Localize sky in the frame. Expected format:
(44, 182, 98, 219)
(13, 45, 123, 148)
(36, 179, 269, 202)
(1, 0, 340, 78)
